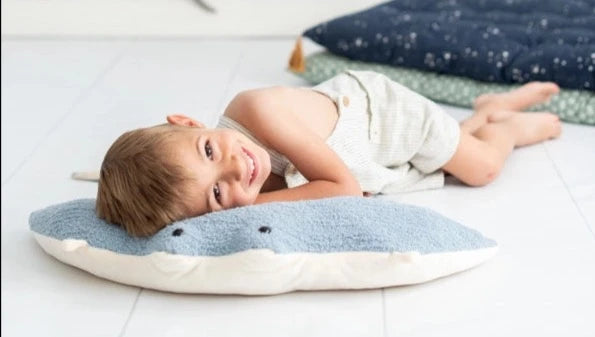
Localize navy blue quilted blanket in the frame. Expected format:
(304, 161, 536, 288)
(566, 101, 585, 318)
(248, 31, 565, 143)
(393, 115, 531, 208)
(304, 0, 595, 91)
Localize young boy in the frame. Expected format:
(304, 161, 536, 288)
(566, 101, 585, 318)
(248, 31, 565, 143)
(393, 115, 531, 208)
(96, 71, 561, 237)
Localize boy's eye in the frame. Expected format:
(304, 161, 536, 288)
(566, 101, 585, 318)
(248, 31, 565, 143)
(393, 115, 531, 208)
(213, 184, 222, 204)
(205, 141, 214, 160)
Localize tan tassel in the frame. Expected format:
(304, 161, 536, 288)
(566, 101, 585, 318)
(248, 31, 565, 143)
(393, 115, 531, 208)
(288, 36, 305, 73)
(71, 171, 100, 182)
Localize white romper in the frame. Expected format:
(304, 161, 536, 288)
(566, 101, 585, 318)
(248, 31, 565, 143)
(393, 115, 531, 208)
(218, 70, 461, 194)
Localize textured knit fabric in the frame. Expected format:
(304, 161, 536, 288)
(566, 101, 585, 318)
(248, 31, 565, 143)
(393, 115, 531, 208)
(303, 0, 595, 91)
(285, 70, 461, 194)
(294, 51, 595, 125)
(216, 115, 289, 176)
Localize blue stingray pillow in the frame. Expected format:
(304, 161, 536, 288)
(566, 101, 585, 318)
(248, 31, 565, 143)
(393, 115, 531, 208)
(303, 0, 595, 90)
(29, 197, 497, 295)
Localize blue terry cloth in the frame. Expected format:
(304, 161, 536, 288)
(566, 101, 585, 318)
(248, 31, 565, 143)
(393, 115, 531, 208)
(29, 196, 496, 257)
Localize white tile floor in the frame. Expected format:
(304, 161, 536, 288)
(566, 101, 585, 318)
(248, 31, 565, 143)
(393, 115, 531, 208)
(1, 38, 594, 337)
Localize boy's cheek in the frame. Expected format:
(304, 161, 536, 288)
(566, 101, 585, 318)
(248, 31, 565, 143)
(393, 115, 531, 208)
(231, 191, 257, 209)
(247, 193, 258, 206)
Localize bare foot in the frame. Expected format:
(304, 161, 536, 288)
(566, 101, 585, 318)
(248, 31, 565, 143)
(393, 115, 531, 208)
(474, 82, 560, 114)
(460, 109, 515, 134)
(486, 110, 515, 123)
(507, 112, 562, 147)
(462, 83, 560, 134)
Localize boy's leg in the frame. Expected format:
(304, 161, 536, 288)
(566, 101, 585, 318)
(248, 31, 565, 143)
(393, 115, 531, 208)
(443, 112, 561, 186)
(460, 81, 560, 134)
(474, 81, 560, 114)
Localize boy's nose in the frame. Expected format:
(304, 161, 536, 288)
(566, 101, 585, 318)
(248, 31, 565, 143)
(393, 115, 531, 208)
(221, 153, 243, 182)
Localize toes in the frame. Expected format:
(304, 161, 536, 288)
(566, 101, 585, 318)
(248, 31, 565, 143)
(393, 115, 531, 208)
(552, 122, 562, 139)
(538, 83, 560, 100)
(543, 82, 561, 93)
(534, 111, 559, 120)
(524, 81, 560, 96)
(548, 113, 560, 122)
(541, 112, 562, 138)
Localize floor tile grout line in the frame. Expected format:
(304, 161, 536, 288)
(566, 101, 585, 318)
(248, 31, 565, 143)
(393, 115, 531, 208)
(542, 143, 595, 240)
(382, 289, 388, 337)
(118, 288, 143, 337)
(0, 42, 130, 188)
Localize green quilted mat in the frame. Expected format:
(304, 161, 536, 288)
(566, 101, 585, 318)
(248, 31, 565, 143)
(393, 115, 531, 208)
(294, 52, 595, 126)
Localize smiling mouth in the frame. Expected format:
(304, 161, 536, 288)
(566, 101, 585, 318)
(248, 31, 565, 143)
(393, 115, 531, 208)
(242, 147, 258, 186)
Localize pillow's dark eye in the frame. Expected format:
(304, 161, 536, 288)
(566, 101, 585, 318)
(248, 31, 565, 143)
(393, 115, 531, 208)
(213, 183, 222, 204)
(259, 226, 271, 234)
(205, 141, 213, 160)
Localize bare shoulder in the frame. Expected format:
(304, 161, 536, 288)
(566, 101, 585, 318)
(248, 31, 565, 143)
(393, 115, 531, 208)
(223, 86, 338, 146)
(223, 86, 300, 147)
(224, 86, 293, 119)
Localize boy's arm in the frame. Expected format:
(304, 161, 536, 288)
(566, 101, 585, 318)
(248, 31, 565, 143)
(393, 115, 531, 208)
(232, 96, 362, 204)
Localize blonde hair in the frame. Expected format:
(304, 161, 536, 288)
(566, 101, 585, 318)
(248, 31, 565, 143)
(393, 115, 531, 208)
(96, 125, 193, 237)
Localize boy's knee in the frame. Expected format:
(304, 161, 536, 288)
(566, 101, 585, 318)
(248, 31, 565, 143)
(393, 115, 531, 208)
(467, 157, 503, 186)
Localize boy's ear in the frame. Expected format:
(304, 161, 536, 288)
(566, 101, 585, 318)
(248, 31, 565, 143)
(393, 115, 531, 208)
(166, 114, 205, 128)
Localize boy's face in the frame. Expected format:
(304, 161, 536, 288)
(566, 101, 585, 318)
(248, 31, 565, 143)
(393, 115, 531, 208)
(166, 115, 271, 216)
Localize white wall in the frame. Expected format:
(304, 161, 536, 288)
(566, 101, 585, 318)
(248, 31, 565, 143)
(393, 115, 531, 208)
(1, 0, 384, 37)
